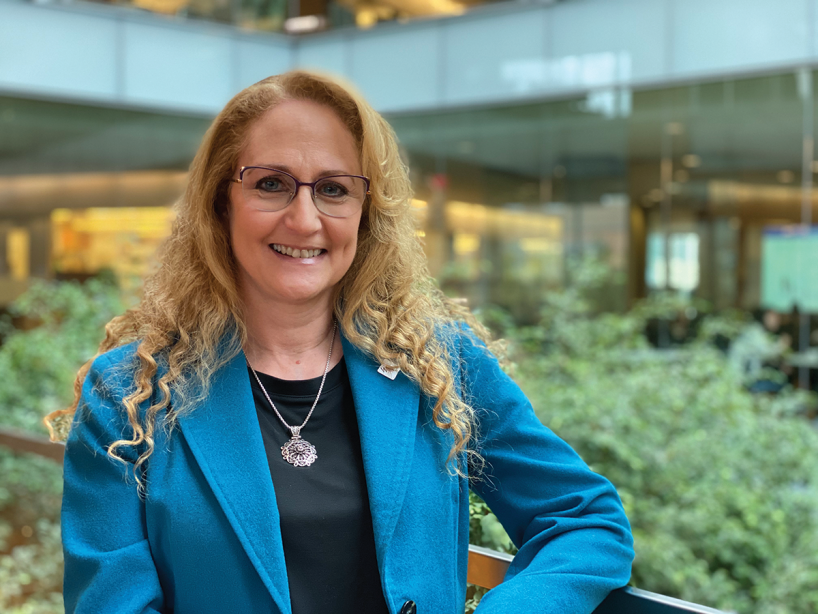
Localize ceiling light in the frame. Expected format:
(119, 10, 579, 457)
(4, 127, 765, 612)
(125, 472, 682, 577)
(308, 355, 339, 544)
(284, 15, 326, 33)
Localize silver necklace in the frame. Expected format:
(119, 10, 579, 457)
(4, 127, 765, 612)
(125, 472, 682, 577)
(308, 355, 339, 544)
(249, 320, 337, 468)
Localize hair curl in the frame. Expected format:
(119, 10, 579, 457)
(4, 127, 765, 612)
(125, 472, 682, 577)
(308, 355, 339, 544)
(45, 71, 497, 490)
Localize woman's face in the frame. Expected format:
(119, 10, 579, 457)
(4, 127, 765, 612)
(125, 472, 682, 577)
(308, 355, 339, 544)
(228, 99, 364, 310)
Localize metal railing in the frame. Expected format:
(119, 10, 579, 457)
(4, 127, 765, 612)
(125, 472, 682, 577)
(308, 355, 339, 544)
(2, 426, 727, 613)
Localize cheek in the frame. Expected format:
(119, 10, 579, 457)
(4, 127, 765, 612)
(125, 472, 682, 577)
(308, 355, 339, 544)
(339, 219, 361, 256)
(227, 209, 265, 269)
(230, 207, 267, 243)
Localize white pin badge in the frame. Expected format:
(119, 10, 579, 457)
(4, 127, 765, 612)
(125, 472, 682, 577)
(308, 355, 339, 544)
(377, 364, 399, 380)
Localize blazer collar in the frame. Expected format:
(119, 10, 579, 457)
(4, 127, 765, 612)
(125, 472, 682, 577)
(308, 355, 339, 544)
(340, 335, 420, 568)
(176, 349, 292, 614)
(176, 333, 420, 612)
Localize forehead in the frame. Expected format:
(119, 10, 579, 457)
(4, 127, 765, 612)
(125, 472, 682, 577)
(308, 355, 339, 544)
(240, 99, 361, 174)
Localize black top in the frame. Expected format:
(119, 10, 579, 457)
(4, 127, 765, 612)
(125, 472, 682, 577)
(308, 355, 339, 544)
(248, 359, 390, 614)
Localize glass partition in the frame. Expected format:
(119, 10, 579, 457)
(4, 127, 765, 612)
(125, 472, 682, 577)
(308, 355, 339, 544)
(0, 95, 210, 304)
(387, 70, 818, 324)
(389, 97, 630, 322)
(3, 63, 818, 614)
(2, 70, 817, 322)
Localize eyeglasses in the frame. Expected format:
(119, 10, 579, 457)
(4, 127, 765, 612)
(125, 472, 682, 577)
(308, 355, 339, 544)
(231, 166, 371, 218)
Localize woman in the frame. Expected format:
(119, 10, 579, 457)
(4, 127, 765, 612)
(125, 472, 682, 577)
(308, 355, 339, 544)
(49, 71, 634, 614)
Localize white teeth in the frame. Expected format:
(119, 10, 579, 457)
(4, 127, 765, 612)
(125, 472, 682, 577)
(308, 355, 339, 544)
(272, 244, 322, 259)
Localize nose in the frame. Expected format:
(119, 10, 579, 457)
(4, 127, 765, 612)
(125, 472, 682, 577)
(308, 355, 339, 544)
(282, 184, 322, 234)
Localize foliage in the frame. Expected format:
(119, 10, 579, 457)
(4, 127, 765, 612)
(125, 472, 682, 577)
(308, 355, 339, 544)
(0, 450, 63, 613)
(468, 492, 516, 554)
(467, 261, 818, 613)
(2, 275, 818, 613)
(0, 277, 124, 433)
(0, 278, 123, 613)
(465, 492, 518, 613)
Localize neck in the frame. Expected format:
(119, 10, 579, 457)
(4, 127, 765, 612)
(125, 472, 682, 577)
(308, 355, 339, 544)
(241, 292, 340, 380)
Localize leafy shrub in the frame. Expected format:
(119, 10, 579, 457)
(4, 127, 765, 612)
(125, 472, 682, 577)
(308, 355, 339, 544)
(0, 450, 63, 613)
(3, 276, 818, 613)
(0, 278, 123, 433)
(468, 265, 818, 613)
(0, 278, 122, 613)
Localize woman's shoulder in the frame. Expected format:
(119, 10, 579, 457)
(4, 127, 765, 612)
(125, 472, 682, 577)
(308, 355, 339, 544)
(441, 321, 498, 367)
(90, 340, 141, 376)
(93, 340, 141, 368)
(436, 322, 509, 401)
(69, 341, 155, 466)
(83, 341, 144, 402)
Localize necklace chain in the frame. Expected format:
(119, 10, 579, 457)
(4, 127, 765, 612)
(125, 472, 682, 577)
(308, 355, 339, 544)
(248, 320, 337, 467)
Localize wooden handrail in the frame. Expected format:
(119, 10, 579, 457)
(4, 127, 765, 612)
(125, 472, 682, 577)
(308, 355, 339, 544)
(0, 426, 64, 464)
(466, 544, 729, 614)
(467, 544, 513, 588)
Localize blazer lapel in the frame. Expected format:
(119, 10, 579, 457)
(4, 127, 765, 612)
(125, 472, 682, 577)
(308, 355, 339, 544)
(176, 350, 291, 614)
(341, 335, 420, 569)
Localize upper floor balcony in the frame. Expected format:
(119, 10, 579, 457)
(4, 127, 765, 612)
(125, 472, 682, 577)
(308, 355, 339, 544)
(3, 0, 818, 117)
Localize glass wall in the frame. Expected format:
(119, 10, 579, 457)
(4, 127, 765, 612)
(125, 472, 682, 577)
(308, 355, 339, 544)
(628, 73, 811, 312)
(389, 97, 630, 321)
(389, 70, 818, 323)
(1, 70, 817, 326)
(0, 95, 210, 304)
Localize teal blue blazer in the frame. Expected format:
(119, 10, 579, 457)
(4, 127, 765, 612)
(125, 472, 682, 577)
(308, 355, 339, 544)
(62, 331, 634, 614)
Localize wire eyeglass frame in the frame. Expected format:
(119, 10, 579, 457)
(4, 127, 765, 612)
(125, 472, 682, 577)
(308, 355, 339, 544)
(231, 165, 371, 218)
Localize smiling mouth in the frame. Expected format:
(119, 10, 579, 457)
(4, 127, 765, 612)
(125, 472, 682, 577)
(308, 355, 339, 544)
(271, 244, 325, 259)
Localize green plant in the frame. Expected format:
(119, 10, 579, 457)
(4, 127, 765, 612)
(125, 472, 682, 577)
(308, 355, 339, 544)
(0, 278, 124, 434)
(0, 278, 124, 613)
(466, 262, 818, 613)
(4, 275, 818, 613)
(0, 450, 63, 613)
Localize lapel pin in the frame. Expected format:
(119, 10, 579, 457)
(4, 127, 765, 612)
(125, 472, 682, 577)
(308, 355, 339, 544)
(377, 364, 399, 380)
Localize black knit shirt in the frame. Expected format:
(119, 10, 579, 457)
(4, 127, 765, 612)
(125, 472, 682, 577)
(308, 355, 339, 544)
(248, 359, 389, 614)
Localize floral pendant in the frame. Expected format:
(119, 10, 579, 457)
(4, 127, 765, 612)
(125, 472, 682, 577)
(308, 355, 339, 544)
(281, 429, 317, 467)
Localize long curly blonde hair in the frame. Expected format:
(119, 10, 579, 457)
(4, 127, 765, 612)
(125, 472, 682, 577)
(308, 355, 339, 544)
(46, 70, 495, 485)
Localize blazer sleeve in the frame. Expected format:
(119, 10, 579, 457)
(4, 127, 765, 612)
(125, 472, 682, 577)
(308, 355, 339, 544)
(62, 351, 166, 614)
(461, 333, 635, 614)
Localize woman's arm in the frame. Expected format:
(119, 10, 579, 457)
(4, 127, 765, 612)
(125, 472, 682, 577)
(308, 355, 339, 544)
(62, 350, 166, 614)
(460, 333, 634, 614)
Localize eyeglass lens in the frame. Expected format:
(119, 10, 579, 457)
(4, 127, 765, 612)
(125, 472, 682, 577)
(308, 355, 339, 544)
(241, 167, 366, 217)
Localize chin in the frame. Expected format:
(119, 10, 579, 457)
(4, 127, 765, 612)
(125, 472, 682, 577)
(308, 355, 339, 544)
(269, 284, 331, 305)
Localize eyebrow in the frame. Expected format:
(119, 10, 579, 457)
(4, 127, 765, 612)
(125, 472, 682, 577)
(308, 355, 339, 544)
(251, 164, 357, 177)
